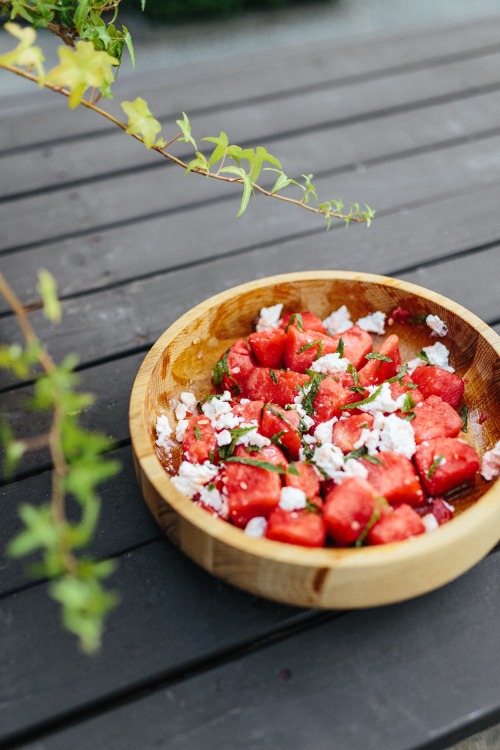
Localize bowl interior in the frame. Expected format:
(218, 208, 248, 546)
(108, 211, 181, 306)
(146, 273, 500, 518)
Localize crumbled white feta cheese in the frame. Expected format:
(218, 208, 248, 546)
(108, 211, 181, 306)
(212, 411, 241, 431)
(216, 430, 232, 447)
(314, 417, 338, 445)
(311, 353, 350, 376)
(202, 394, 233, 421)
(234, 422, 271, 449)
(199, 484, 228, 517)
(155, 414, 173, 448)
(175, 419, 189, 442)
(426, 314, 448, 337)
(312, 442, 345, 478)
(481, 440, 500, 480)
(356, 311, 386, 335)
(179, 391, 198, 412)
(354, 426, 381, 456)
(406, 342, 454, 374)
(288, 402, 315, 431)
(378, 413, 416, 459)
(279, 487, 307, 511)
(255, 303, 283, 332)
(354, 413, 416, 459)
(341, 458, 369, 480)
(303, 434, 317, 445)
(422, 513, 439, 532)
(357, 382, 406, 415)
(244, 516, 268, 538)
(175, 402, 188, 421)
(322, 305, 353, 335)
(171, 461, 219, 499)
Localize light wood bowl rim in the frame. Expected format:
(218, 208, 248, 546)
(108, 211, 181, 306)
(129, 271, 500, 603)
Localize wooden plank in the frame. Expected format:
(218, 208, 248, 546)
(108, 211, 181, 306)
(9, 550, 500, 750)
(0, 538, 321, 744)
(3, 89, 500, 251)
(0, 351, 145, 474)
(0, 445, 162, 597)
(3, 16, 500, 151)
(3, 48, 500, 200)
(1, 176, 500, 354)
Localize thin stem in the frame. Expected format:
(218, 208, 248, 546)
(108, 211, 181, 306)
(0, 63, 367, 224)
(0, 272, 77, 571)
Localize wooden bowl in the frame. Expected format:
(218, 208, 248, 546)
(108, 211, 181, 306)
(129, 271, 500, 608)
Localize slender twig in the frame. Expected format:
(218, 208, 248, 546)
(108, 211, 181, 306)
(0, 272, 77, 570)
(0, 63, 368, 224)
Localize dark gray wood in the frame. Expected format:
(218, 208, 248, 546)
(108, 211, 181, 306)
(13, 550, 500, 750)
(3, 16, 500, 150)
(3, 92, 500, 253)
(1, 13, 499, 750)
(0, 538, 321, 744)
(0, 445, 162, 596)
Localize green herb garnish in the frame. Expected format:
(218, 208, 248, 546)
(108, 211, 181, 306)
(269, 369, 278, 384)
(365, 352, 393, 362)
(386, 364, 408, 383)
(218, 425, 258, 460)
(416, 350, 431, 365)
(225, 456, 297, 475)
(298, 372, 327, 416)
(285, 313, 303, 332)
(401, 393, 416, 413)
(336, 338, 344, 358)
(340, 384, 383, 410)
(427, 455, 444, 478)
(460, 404, 468, 433)
(347, 362, 359, 384)
(194, 424, 202, 440)
(402, 412, 416, 421)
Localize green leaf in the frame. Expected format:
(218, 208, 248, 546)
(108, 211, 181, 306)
(121, 25, 135, 69)
(219, 165, 254, 217)
(340, 384, 383, 410)
(203, 132, 229, 167)
(247, 146, 281, 183)
(121, 97, 162, 149)
(176, 112, 197, 150)
(37, 269, 61, 323)
(460, 404, 469, 433)
(73, 0, 90, 35)
(46, 40, 117, 108)
(184, 151, 210, 175)
(365, 352, 392, 362)
(0, 21, 45, 82)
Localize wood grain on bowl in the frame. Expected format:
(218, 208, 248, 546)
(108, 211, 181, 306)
(129, 271, 500, 609)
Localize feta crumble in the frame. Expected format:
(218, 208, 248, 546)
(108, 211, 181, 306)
(199, 484, 228, 518)
(377, 413, 416, 459)
(171, 461, 219, 499)
(279, 487, 307, 511)
(426, 314, 448, 337)
(201, 393, 233, 421)
(322, 305, 353, 335)
(314, 417, 338, 445)
(357, 382, 407, 416)
(422, 513, 439, 532)
(255, 303, 283, 332)
(481, 440, 500, 481)
(234, 422, 271, 449)
(356, 311, 386, 335)
(155, 414, 173, 449)
(175, 419, 189, 442)
(310, 353, 350, 376)
(179, 391, 198, 412)
(244, 516, 268, 538)
(342, 458, 369, 481)
(406, 342, 454, 374)
(312, 442, 345, 478)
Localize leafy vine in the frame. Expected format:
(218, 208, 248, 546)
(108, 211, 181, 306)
(0, 0, 373, 650)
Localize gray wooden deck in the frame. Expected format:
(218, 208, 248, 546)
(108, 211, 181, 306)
(1, 12, 500, 750)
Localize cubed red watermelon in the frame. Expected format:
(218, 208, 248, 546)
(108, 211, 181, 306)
(411, 365, 464, 410)
(414, 437, 479, 496)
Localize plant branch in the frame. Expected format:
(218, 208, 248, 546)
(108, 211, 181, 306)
(0, 63, 368, 224)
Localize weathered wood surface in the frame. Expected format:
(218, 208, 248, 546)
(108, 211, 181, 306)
(1, 13, 500, 750)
